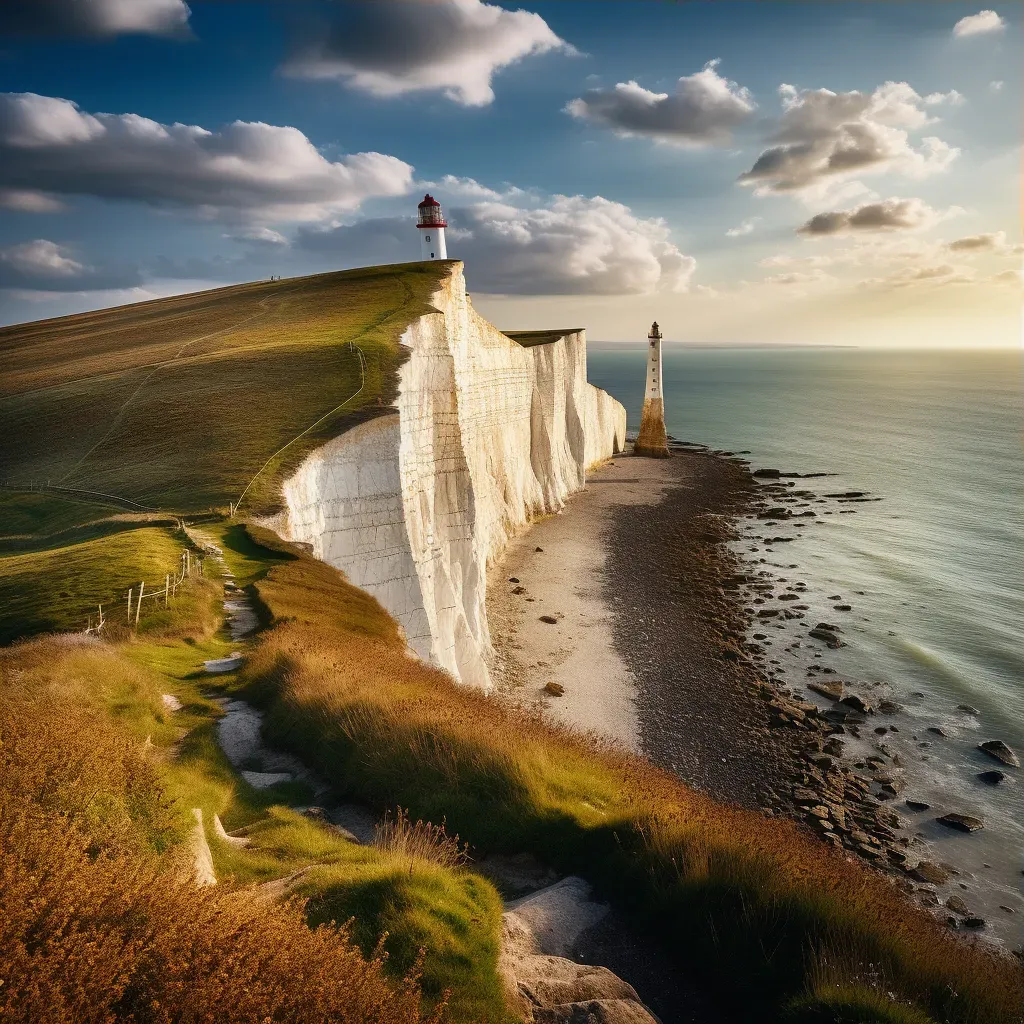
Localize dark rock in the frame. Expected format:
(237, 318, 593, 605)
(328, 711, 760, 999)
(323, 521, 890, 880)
(509, 577, 520, 583)
(839, 695, 872, 715)
(904, 800, 930, 811)
(809, 628, 844, 649)
(753, 468, 782, 478)
(977, 770, 1006, 785)
(808, 680, 844, 701)
(927, 726, 948, 737)
(946, 895, 969, 915)
(833, 604, 853, 611)
(978, 740, 1020, 768)
(963, 918, 986, 929)
(910, 861, 950, 885)
(512, 586, 527, 594)
(957, 704, 980, 714)
(543, 681, 565, 697)
(936, 813, 984, 833)
(539, 615, 558, 625)
(535, 546, 544, 552)
(878, 700, 902, 715)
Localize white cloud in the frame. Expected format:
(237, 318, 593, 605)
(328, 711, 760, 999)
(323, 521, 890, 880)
(282, 0, 574, 107)
(0, 238, 142, 292)
(565, 60, 755, 145)
(297, 190, 695, 296)
(726, 217, 760, 237)
(230, 227, 290, 246)
(763, 268, 834, 286)
(989, 80, 1004, 93)
(0, 188, 64, 212)
(857, 262, 979, 290)
(953, 10, 1005, 37)
(0, 239, 83, 277)
(946, 231, 1016, 254)
(0, 92, 414, 223)
(759, 253, 834, 269)
(992, 269, 1021, 286)
(0, 0, 191, 38)
(797, 197, 959, 236)
(739, 81, 960, 196)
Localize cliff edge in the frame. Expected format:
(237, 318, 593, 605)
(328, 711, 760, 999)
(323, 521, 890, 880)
(273, 262, 626, 687)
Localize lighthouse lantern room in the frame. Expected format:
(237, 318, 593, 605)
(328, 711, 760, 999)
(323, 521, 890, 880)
(417, 194, 448, 261)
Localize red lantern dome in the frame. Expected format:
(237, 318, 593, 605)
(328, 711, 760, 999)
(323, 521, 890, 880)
(416, 194, 447, 228)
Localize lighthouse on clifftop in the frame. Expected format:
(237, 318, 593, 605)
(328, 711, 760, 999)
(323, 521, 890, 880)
(634, 321, 670, 458)
(417, 194, 448, 261)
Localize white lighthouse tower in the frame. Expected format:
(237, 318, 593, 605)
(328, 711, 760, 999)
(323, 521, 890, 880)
(417, 194, 448, 261)
(634, 321, 670, 458)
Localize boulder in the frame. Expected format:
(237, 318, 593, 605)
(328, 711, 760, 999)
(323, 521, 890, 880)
(936, 813, 984, 834)
(533, 1001, 660, 1024)
(910, 861, 950, 885)
(977, 770, 1006, 785)
(840, 695, 872, 715)
(978, 740, 1020, 768)
(543, 682, 565, 697)
(809, 627, 844, 649)
(540, 615, 559, 625)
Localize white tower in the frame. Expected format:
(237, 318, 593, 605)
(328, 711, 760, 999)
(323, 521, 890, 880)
(634, 321, 669, 458)
(417, 194, 448, 260)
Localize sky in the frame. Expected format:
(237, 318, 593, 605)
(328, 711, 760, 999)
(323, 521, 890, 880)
(0, 0, 1020, 346)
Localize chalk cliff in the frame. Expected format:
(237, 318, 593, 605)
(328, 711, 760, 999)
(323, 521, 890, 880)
(274, 263, 626, 687)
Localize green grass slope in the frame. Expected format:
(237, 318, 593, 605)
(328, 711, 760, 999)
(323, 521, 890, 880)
(0, 263, 450, 514)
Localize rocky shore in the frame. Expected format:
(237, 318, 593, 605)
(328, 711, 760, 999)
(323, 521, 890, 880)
(489, 441, 1022, 950)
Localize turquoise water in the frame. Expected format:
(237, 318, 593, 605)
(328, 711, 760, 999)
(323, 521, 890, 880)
(587, 346, 1023, 938)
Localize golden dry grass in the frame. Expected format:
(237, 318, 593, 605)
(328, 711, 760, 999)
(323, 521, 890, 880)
(0, 635, 446, 1024)
(235, 526, 1024, 1024)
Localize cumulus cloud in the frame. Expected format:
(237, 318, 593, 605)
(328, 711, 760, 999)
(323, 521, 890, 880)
(726, 217, 759, 237)
(565, 60, 755, 145)
(739, 81, 959, 196)
(0, 238, 141, 291)
(990, 80, 1004, 93)
(0, 92, 414, 223)
(282, 0, 573, 107)
(953, 10, 1005, 37)
(298, 192, 695, 296)
(946, 231, 1017, 253)
(797, 197, 956, 236)
(0, 0, 191, 38)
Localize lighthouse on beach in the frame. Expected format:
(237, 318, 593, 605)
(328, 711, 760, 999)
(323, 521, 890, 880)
(634, 321, 670, 458)
(417, 194, 448, 260)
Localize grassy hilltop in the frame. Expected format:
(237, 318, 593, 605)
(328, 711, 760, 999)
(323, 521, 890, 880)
(0, 263, 448, 514)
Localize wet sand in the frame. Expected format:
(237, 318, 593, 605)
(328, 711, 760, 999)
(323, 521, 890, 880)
(488, 448, 810, 809)
(487, 456, 678, 754)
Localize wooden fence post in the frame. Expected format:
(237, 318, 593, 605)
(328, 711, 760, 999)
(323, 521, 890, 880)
(127, 587, 133, 622)
(135, 581, 145, 626)
(164, 574, 170, 606)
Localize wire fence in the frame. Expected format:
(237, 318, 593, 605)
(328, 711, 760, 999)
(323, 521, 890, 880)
(82, 547, 206, 635)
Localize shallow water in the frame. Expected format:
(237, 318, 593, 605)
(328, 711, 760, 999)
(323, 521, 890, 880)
(587, 346, 1023, 943)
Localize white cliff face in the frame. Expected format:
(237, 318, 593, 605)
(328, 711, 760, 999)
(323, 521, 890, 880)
(276, 263, 626, 687)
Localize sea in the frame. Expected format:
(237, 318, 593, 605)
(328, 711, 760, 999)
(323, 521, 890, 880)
(587, 345, 1023, 946)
